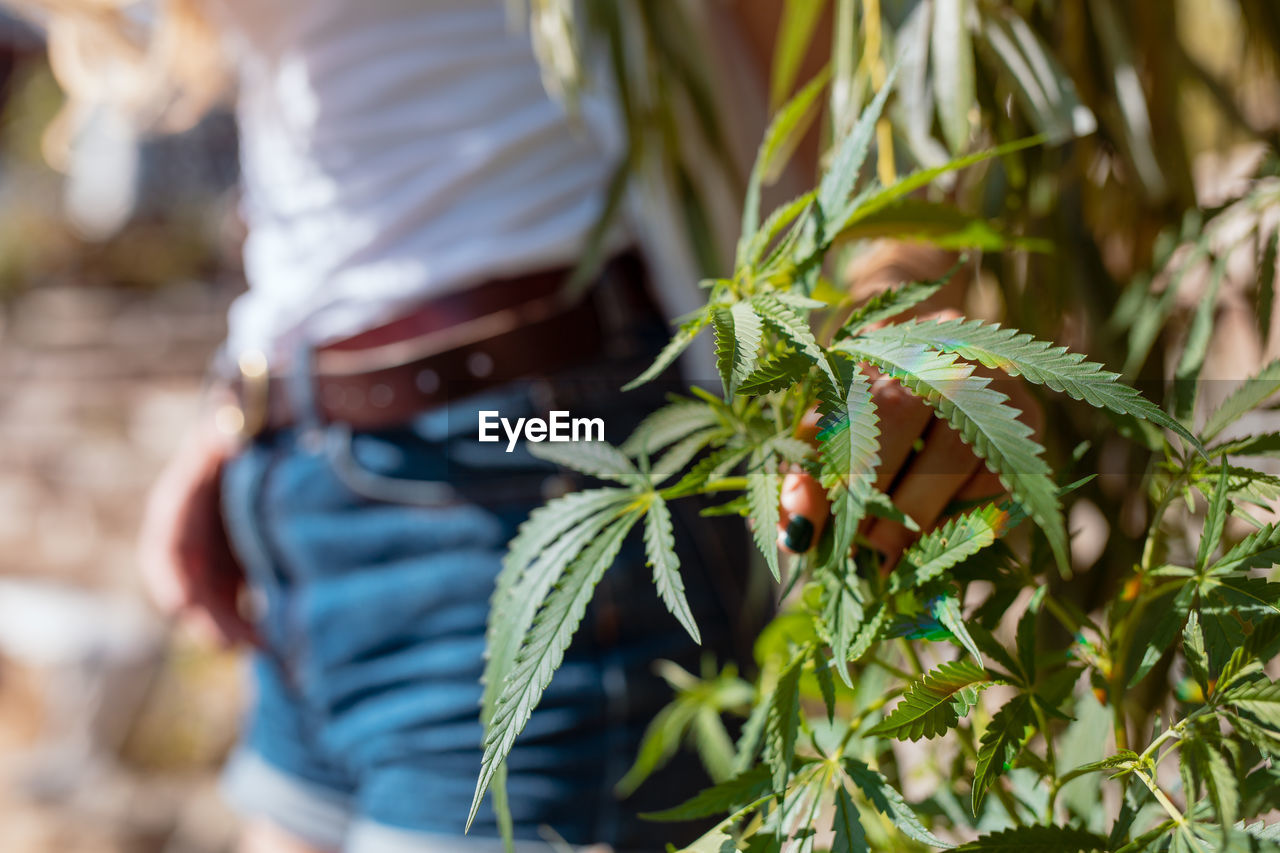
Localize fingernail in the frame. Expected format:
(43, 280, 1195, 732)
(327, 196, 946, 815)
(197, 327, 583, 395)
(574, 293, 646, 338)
(783, 515, 814, 552)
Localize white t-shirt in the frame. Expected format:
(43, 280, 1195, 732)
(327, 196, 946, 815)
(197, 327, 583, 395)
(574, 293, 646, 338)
(209, 0, 623, 358)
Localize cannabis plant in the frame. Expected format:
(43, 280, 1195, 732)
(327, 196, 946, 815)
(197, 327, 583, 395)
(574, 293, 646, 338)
(463, 60, 1280, 850)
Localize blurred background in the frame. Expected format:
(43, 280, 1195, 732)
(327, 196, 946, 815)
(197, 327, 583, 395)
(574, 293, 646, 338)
(0, 0, 1277, 850)
(0, 10, 245, 851)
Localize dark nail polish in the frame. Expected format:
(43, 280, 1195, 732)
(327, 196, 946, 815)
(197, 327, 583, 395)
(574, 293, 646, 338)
(784, 515, 814, 552)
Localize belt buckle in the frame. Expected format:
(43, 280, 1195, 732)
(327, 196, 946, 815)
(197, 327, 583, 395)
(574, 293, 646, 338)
(214, 349, 271, 442)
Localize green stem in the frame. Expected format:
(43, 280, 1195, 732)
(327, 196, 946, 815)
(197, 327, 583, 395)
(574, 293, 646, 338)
(1136, 769, 1189, 831)
(898, 639, 926, 677)
(1030, 702, 1058, 822)
(1042, 593, 1083, 636)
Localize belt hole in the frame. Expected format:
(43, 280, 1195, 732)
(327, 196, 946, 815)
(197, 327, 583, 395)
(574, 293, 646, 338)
(322, 385, 346, 408)
(416, 369, 441, 393)
(467, 351, 494, 378)
(370, 384, 394, 408)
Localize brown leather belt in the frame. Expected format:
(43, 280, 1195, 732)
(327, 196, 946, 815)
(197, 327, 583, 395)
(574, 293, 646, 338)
(217, 252, 653, 438)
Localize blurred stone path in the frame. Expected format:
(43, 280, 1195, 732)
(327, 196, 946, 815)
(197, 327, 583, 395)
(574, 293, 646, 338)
(0, 280, 245, 852)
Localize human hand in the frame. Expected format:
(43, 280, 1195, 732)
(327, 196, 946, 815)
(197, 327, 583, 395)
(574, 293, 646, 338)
(137, 410, 258, 647)
(777, 332, 1043, 567)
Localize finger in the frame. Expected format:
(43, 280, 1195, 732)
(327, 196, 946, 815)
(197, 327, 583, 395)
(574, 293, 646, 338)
(866, 419, 980, 565)
(777, 469, 829, 554)
(868, 371, 934, 493)
(794, 408, 823, 445)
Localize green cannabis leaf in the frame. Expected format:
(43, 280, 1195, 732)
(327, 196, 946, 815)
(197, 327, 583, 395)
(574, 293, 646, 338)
(478, 12, 1280, 851)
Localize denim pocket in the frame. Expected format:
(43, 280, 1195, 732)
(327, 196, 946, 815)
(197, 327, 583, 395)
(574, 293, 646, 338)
(321, 423, 462, 507)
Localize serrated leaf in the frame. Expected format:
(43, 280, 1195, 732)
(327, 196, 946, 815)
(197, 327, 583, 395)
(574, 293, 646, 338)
(1229, 714, 1280, 758)
(731, 301, 764, 387)
(1198, 468, 1228, 573)
(740, 69, 830, 261)
(932, 0, 975, 154)
(818, 570, 863, 688)
(498, 488, 634, 591)
(484, 491, 635, 742)
(642, 766, 774, 822)
(747, 446, 782, 580)
(624, 308, 712, 391)
(831, 136, 1043, 241)
(753, 293, 839, 390)
(713, 302, 765, 397)
(1182, 735, 1239, 835)
(879, 317, 1201, 451)
(1202, 359, 1280, 442)
(1184, 611, 1211, 698)
(934, 593, 984, 664)
(867, 660, 989, 741)
(649, 427, 720, 485)
(889, 503, 1016, 593)
(713, 308, 737, 397)
(469, 512, 639, 829)
(1174, 253, 1228, 421)
(666, 444, 751, 498)
(1062, 750, 1141, 779)
(848, 600, 888, 663)
(1211, 523, 1280, 575)
(622, 400, 721, 457)
(818, 365, 880, 568)
(972, 693, 1034, 814)
(837, 334, 1067, 570)
(738, 351, 813, 396)
(955, 825, 1109, 852)
(832, 786, 870, 853)
(529, 438, 640, 484)
(1201, 575, 1280, 620)
(746, 193, 817, 268)
(1210, 432, 1280, 458)
(844, 759, 954, 848)
(839, 274, 949, 338)
(764, 655, 803, 790)
(1217, 646, 1263, 696)
(817, 363, 880, 490)
(1224, 680, 1280, 728)
(1126, 583, 1195, 688)
(811, 646, 837, 722)
(645, 494, 699, 644)
(817, 67, 897, 222)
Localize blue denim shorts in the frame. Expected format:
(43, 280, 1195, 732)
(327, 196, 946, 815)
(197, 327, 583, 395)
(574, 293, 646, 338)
(217, 343, 761, 851)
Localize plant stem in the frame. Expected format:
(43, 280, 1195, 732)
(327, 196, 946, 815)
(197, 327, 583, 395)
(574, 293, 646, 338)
(1030, 702, 1058, 822)
(860, 0, 896, 185)
(898, 638, 926, 676)
(1136, 769, 1188, 831)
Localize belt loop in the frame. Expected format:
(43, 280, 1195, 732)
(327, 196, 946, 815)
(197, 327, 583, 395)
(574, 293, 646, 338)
(288, 340, 324, 436)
